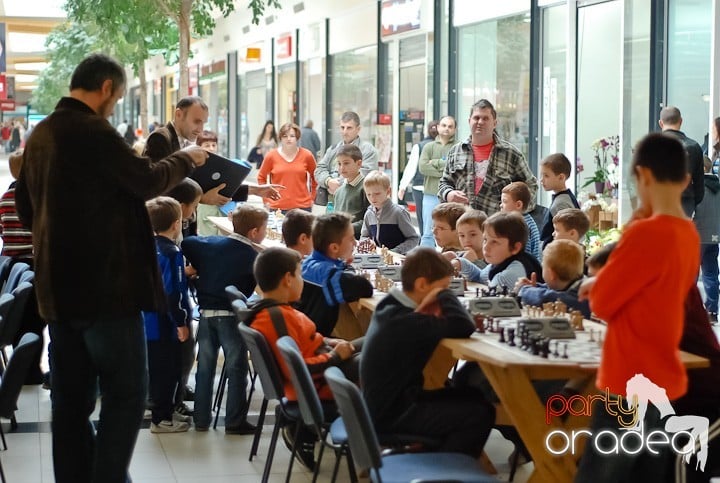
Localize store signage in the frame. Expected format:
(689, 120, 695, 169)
(378, 113, 392, 125)
(381, 0, 421, 37)
(0, 75, 5, 100)
(0, 100, 15, 111)
(246, 47, 261, 62)
(276, 35, 293, 59)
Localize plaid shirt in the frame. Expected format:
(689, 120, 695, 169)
(438, 133, 538, 215)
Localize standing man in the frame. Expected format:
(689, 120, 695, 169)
(658, 106, 705, 217)
(418, 116, 457, 246)
(439, 99, 537, 216)
(299, 119, 322, 160)
(314, 111, 379, 210)
(14, 54, 208, 483)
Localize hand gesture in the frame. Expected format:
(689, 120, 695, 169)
(249, 184, 285, 201)
(442, 251, 458, 261)
(182, 145, 209, 167)
(333, 341, 355, 360)
(327, 178, 343, 195)
(463, 248, 480, 262)
(177, 326, 189, 342)
(416, 287, 445, 314)
(398, 188, 406, 200)
(200, 184, 231, 206)
(578, 277, 596, 301)
(447, 190, 469, 204)
(514, 272, 537, 292)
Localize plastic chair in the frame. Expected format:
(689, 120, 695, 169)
(276, 336, 357, 483)
(0, 262, 29, 296)
(323, 367, 496, 483)
(0, 257, 12, 289)
(0, 332, 42, 453)
(0, 283, 33, 370)
(238, 322, 301, 483)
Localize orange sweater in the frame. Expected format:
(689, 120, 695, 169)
(590, 215, 699, 400)
(251, 304, 337, 401)
(257, 148, 317, 210)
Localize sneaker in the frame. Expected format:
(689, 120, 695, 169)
(709, 312, 718, 324)
(195, 425, 209, 432)
(184, 385, 195, 402)
(175, 402, 193, 417)
(173, 411, 192, 423)
(281, 424, 295, 452)
(150, 420, 190, 433)
(225, 420, 256, 435)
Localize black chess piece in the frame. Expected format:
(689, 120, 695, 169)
(473, 314, 485, 333)
(531, 336, 540, 356)
(541, 339, 550, 359)
(553, 340, 560, 357)
(499, 327, 506, 343)
(501, 285, 509, 296)
(476, 287, 480, 297)
(562, 342, 569, 359)
(507, 327, 516, 346)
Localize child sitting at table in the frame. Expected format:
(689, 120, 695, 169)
(515, 239, 590, 318)
(453, 211, 543, 289)
(282, 208, 315, 256)
(300, 212, 374, 338)
(181, 204, 268, 433)
(443, 209, 487, 269)
(360, 170, 419, 254)
(360, 246, 495, 458)
(500, 181, 542, 261)
(333, 144, 370, 238)
(551, 208, 591, 245)
(431, 202, 466, 253)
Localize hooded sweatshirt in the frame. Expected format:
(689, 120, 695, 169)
(694, 173, 720, 244)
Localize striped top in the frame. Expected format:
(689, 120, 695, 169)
(0, 182, 33, 259)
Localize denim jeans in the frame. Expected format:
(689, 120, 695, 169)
(194, 315, 249, 428)
(49, 315, 147, 483)
(701, 243, 719, 313)
(421, 193, 440, 247)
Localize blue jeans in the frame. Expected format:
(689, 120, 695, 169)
(421, 193, 440, 247)
(194, 315, 249, 428)
(701, 243, 719, 313)
(49, 315, 147, 483)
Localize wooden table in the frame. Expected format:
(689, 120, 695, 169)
(441, 326, 710, 483)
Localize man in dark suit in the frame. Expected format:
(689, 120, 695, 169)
(15, 54, 208, 483)
(659, 106, 705, 217)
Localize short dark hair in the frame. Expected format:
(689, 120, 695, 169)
(552, 208, 591, 239)
(586, 242, 617, 271)
(660, 106, 681, 125)
(469, 99, 497, 119)
(231, 205, 269, 236)
(540, 153, 572, 177)
(501, 182, 532, 211)
(483, 211, 528, 250)
(340, 111, 361, 126)
(456, 209, 487, 230)
(632, 133, 688, 183)
(146, 196, 181, 233)
(70, 53, 126, 93)
(431, 202, 467, 228)
(401, 247, 454, 291)
(254, 246, 302, 292)
(166, 177, 202, 205)
(282, 209, 315, 247)
(336, 143, 362, 161)
(312, 212, 352, 254)
(176, 96, 208, 112)
(196, 130, 217, 146)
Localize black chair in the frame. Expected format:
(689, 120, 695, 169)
(323, 367, 495, 483)
(0, 283, 33, 370)
(276, 336, 357, 483)
(1, 262, 29, 296)
(238, 322, 301, 483)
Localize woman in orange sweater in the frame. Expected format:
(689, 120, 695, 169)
(258, 122, 317, 212)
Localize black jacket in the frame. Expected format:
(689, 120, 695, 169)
(15, 97, 194, 322)
(664, 129, 705, 212)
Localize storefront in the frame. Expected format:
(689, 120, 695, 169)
(238, 41, 271, 160)
(199, 60, 229, 156)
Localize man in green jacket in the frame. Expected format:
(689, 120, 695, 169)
(418, 115, 456, 247)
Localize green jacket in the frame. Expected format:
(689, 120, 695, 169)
(418, 136, 456, 194)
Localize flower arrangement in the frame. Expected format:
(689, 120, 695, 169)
(579, 135, 620, 193)
(584, 227, 622, 256)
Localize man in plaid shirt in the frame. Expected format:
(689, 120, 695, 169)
(438, 99, 537, 216)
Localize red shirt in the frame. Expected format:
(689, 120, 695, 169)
(472, 142, 493, 194)
(590, 215, 699, 399)
(258, 147, 317, 210)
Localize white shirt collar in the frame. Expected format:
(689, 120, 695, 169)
(348, 173, 364, 187)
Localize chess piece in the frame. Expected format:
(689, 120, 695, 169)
(356, 238, 376, 254)
(499, 327, 506, 343)
(542, 302, 554, 316)
(553, 300, 567, 316)
(474, 314, 485, 333)
(562, 342, 569, 359)
(507, 327, 515, 346)
(541, 339, 550, 359)
(570, 310, 584, 331)
(553, 340, 560, 357)
(476, 287, 480, 297)
(589, 328, 595, 342)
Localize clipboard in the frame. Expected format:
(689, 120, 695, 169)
(189, 153, 252, 197)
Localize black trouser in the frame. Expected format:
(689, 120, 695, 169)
(174, 329, 195, 405)
(147, 338, 180, 424)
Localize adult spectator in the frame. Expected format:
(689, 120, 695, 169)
(314, 111, 379, 208)
(418, 116, 457, 247)
(299, 119, 322, 159)
(14, 53, 208, 483)
(116, 119, 128, 137)
(258, 122, 317, 212)
(659, 106, 705, 217)
(256, 120, 278, 159)
(398, 120, 438, 238)
(439, 99, 537, 216)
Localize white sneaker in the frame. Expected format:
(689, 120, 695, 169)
(150, 420, 190, 433)
(173, 411, 192, 423)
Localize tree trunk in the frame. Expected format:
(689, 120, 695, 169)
(138, 59, 149, 138)
(178, 0, 192, 100)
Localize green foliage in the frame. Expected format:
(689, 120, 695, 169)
(248, 0, 281, 25)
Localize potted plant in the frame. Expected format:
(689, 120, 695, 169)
(580, 135, 620, 194)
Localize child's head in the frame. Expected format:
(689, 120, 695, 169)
(431, 202, 466, 249)
(401, 247, 455, 295)
(8, 151, 23, 180)
(482, 212, 527, 265)
(282, 209, 315, 256)
(146, 196, 182, 239)
(541, 239, 585, 290)
(231, 205, 269, 243)
(336, 144, 363, 181)
(455, 209, 487, 253)
(363, 171, 391, 209)
(586, 242, 616, 277)
(197, 130, 218, 153)
(500, 182, 531, 213)
(312, 212, 356, 260)
(254, 246, 304, 302)
(166, 177, 203, 220)
(552, 208, 590, 244)
(632, 133, 690, 208)
(539, 153, 572, 192)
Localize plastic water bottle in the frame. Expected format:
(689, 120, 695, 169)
(326, 201, 334, 213)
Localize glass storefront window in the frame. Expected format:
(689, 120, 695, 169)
(241, 69, 269, 159)
(540, 5, 567, 160)
(200, 75, 228, 157)
(300, 57, 325, 146)
(456, 13, 531, 158)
